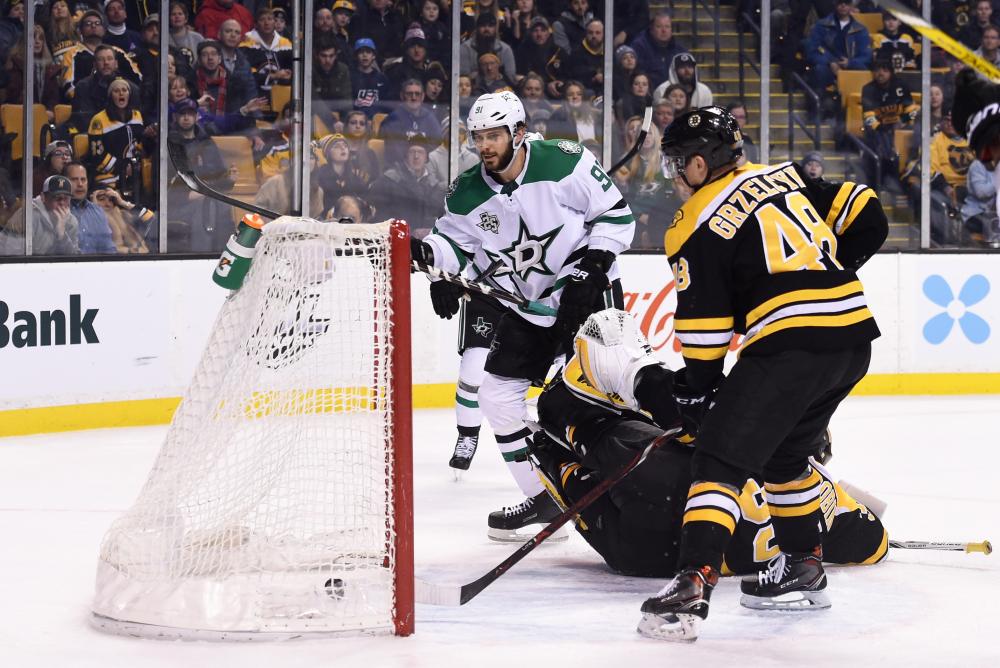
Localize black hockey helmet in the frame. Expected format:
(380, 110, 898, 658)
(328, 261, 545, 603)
(660, 106, 744, 185)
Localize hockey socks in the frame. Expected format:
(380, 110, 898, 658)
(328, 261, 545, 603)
(678, 481, 741, 573)
(455, 347, 488, 433)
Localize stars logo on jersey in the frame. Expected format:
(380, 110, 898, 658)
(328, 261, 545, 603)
(557, 140, 583, 154)
(500, 218, 563, 280)
(478, 212, 501, 234)
(446, 180, 458, 200)
(472, 316, 493, 337)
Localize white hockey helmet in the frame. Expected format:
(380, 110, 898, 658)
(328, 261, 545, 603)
(467, 92, 527, 168)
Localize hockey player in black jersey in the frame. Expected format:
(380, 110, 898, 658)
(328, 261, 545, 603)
(861, 59, 918, 192)
(531, 309, 888, 579)
(637, 106, 888, 642)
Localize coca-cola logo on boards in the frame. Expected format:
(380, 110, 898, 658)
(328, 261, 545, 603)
(624, 280, 741, 354)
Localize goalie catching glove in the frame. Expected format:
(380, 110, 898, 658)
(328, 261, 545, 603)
(556, 249, 615, 343)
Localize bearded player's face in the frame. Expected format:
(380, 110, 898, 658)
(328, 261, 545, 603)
(473, 127, 514, 172)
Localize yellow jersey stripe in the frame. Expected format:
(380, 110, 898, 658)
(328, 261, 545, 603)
(840, 189, 876, 234)
(688, 481, 741, 500)
(675, 316, 736, 331)
(681, 344, 730, 361)
(861, 531, 889, 565)
(560, 462, 581, 487)
(743, 307, 874, 351)
(764, 469, 822, 493)
(825, 182, 855, 228)
(683, 507, 737, 533)
(746, 280, 865, 326)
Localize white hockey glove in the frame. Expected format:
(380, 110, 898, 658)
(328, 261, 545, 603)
(572, 308, 663, 410)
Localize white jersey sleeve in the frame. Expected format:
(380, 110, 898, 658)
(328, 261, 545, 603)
(559, 147, 636, 256)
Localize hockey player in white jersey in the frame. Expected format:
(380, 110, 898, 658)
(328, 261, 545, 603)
(411, 91, 636, 540)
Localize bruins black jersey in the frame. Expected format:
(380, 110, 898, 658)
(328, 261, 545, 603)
(872, 30, 920, 70)
(665, 162, 887, 391)
(862, 78, 919, 128)
(60, 44, 142, 99)
(88, 109, 144, 188)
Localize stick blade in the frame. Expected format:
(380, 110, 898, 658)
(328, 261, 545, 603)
(415, 578, 463, 606)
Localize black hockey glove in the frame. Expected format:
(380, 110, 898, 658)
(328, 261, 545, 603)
(410, 237, 433, 267)
(672, 368, 722, 438)
(430, 280, 463, 319)
(556, 249, 615, 341)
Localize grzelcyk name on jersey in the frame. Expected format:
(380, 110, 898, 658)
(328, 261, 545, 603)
(0, 294, 99, 349)
(478, 212, 501, 234)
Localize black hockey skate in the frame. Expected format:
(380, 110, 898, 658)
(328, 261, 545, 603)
(449, 434, 479, 471)
(637, 565, 718, 642)
(740, 549, 831, 611)
(487, 491, 567, 542)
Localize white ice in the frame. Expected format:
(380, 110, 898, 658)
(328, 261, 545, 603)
(1, 397, 999, 668)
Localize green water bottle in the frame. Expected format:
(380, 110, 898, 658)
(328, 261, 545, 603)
(212, 212, 266, 290)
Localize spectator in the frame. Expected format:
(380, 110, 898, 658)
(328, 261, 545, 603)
(46, 0, 78, 60)
(195, 40, 262, 135)
(518, 72, 555, 120)
(330, 194, 371, 223)
(506, 0, 541, 47)
(64, 161, 117, 254)
(552, 0, 593, 54)
(379, 77, 442, 167)
(613, 0, 651, 48)
(315, 7, 337, 44)
(330, 1, 356, 62)
(386, 24, 436, 97)
(660, 83, 690, 114)
(34, 140, 73, 195)
(973, 24, 1000, 70)
(872, 10, 919, 70)
(565, 18, 604, 94)
(528, 107, 551, 135)
(459, 13, 516, 79)
(167, 0, 203, 67)
(240, 6, 294, 94)
(474, 51, 515, 94)
(514, 16, 565, 98)
(629, 10, 685, 89)
(313, 35, 353, 129)
(930, 109, 974, 210)
(256, 146, 326, 219)
(652, 52, 712, 108)
(217, 19, 257, 92)
(419, 0, 450, 65)
(368, 136, 444, 235)
(72, 44, 136, 130)
(60, 10, 142, 100)
(615, 71, 651, 123)
(350, 37, 390, 117)
(461, 0, 509, 38)
(88, 77, 145, 194)
(960, 0, 1000, 50)
(613, 44, 638, 100)
(548, 79, 600, 143)
(428, 120, 479, 183)
(342, 109, 381, 179)
(459, 73, 474, 116)
(129, 14, 164, 123)
(928, 83, 946, 134)
(355, 0, 406, 61)
(272, 6, 290, 39)
(423, 63, 449, 122)
(103, 0, 142, 54)
(166, 98, 235, 252)
(317, 133, 370, 214)
(621, 114, 662, 186)
(932, 0, 974, 41)
(90, 186, 150, 253)
(257, 103, 293, 179)
(861, 58, 917, 192)
(2, 175, 79, 256)
(727, 101, 758, 163)
(802, 151, 825, 179)
(805, 0, 872, 110)
(961, 159, 1000, 246)
(195, 0, 253, 41)
(651, 98, 673, 134)
(2, 24, 61, 109)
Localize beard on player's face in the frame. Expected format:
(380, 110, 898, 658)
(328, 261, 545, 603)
(480, 133, 514, 172)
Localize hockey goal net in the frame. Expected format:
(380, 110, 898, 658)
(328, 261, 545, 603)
(92, 219, 413, 639)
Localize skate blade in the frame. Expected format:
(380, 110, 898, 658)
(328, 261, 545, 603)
(487, 525, 569, 543)
(636, 612, 700, 642)
(740, 589, 831, 611)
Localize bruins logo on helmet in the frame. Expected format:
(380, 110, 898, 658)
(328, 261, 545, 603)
(688, 114, 701, 127)
(558, 140, 582, 154)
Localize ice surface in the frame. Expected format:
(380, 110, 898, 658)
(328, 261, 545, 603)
(1, 397, 998, 667)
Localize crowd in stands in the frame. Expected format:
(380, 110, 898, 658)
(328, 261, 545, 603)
(0, 1, 995, 255)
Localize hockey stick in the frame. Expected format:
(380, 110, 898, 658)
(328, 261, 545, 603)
(412, 259, 557, 317)
(876, 0, 1000, 82)
(167, 139, 284, 220)
(889, 539, 993, 555)
(416, 428, 679, 606)
(608, 106, 653, 175)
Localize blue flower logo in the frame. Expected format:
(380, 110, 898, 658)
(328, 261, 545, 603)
(922, 274, 991, 345)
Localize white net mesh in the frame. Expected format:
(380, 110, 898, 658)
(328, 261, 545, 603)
(93, 219, 404, 637)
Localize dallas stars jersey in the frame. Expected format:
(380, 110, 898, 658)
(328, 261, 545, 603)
(425, 136, 635, 326)
(667, 162, 888, 391)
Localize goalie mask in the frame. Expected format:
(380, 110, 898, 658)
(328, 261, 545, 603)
(573, 309, 662, 410)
